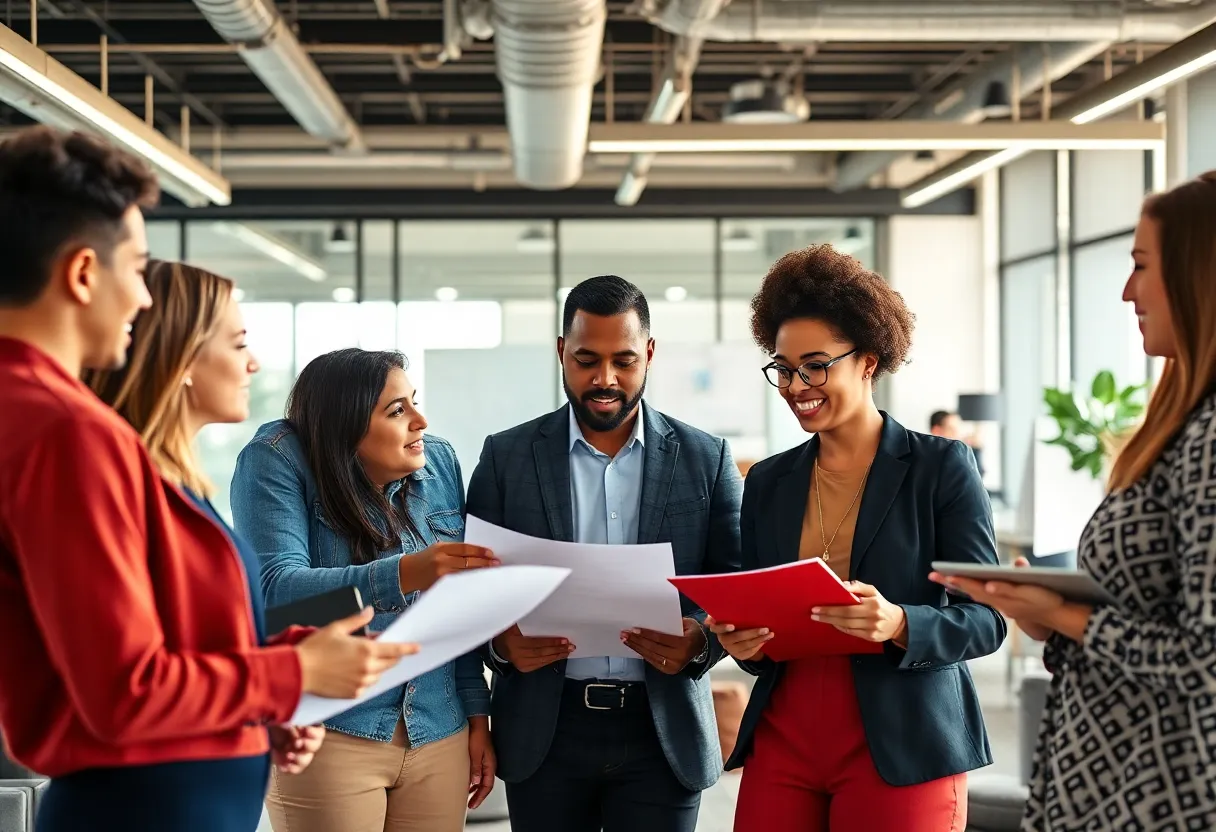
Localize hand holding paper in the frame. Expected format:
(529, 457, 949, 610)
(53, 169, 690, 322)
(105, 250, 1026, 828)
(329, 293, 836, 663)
(465, 516, 684, 659)
(292, 565, 570, 725)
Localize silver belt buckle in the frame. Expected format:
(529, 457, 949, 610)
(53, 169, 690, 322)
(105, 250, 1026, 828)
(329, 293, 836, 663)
(583, 683, 625, 710)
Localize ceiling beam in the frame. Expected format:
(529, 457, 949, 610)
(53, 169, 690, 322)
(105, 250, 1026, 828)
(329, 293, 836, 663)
(586, 120, 1165, 154)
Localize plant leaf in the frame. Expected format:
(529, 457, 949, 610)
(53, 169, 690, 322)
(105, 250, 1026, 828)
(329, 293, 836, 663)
(1091, 370, 1116, 405)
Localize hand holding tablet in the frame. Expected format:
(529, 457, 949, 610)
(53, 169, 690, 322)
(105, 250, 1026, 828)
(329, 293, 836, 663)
(929, 561, 1118, 606)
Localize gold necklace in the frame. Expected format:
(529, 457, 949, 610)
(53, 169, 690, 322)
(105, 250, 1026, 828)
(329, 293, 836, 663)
(813, 459, 870, 562)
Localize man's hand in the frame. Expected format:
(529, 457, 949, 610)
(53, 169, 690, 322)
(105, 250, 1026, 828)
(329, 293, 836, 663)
(621, 617, 706, 674)
(492, 625, 574, 673)
(812, 581, 907, 643)
(466, 716, 496, 810)
(269, 724, 325, 775)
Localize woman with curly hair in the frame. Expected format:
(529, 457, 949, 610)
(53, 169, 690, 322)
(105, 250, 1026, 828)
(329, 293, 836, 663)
(708, 245, 1007, 832)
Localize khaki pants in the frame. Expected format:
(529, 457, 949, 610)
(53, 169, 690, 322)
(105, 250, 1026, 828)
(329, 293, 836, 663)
(266, 722, 469, 832)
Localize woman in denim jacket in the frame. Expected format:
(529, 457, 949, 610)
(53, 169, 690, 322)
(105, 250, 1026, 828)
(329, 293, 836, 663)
(231, 347, 499, 832)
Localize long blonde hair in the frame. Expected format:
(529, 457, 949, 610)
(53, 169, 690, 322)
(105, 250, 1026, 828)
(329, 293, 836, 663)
(86, 260, 234, 496)
(1108, 172, 1216, 492)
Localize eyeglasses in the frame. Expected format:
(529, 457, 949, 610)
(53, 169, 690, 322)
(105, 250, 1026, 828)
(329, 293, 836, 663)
(762, 348, 858, 389)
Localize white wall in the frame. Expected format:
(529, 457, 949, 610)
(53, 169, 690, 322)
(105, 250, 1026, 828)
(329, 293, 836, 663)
(884, 216, 986, 438)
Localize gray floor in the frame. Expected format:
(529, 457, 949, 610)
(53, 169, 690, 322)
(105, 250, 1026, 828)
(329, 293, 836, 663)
(256, 646, 1022, 832)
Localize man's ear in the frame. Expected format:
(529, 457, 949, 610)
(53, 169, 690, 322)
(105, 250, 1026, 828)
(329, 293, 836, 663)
(62, 246, 99, 306)
(557, 336, 565, 364)
(646, 337, 656, 365)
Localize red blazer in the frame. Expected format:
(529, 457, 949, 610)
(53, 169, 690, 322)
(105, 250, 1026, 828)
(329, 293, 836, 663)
(0, 338, 305, 777)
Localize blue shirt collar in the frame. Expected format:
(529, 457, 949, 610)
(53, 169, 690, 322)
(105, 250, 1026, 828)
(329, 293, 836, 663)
(568, 402, 646, 455)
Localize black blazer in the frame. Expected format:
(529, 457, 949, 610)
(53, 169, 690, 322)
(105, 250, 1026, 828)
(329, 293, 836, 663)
(727, 414, 1006, 787)
(468, 403, 743, 792)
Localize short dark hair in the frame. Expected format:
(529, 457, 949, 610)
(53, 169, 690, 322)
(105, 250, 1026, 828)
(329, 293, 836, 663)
(0, 126, 159, 307)
(750, 245, 914, 379)
(930, 410, 954, 430)
(562, 274, 650, 336)
(286, 348, 409, 566)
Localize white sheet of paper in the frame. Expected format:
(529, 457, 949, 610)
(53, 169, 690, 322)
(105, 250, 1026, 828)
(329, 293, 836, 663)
(464, 515, 685, 659)
(291, 565, 570, 725)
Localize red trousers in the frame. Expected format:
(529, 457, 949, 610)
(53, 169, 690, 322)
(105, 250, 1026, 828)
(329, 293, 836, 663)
(734, 656, 966, 832)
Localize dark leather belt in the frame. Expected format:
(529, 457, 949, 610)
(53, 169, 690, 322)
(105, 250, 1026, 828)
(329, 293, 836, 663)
(563, 679, 647, 711)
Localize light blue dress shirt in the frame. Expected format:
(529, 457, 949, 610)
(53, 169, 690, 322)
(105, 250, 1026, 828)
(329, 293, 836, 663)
(565, 405, 648, 682)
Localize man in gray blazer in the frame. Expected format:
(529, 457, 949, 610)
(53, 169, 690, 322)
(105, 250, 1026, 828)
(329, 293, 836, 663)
(467, 275, 743, 832)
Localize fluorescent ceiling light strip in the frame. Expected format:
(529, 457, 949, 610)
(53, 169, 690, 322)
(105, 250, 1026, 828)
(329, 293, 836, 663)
(902, 148, 1029, 209)
(0, 42, 230, 206)
(1069, 49, 1216, 124)
(588, 138, 1161, 154)
(212, 222, 327, 282)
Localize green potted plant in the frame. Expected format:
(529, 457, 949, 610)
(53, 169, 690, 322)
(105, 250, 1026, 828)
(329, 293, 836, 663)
(1042, 370, 1148, 479)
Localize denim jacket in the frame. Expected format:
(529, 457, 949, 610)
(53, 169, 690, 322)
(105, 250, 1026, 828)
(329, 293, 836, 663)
(230, 420, 489, 746)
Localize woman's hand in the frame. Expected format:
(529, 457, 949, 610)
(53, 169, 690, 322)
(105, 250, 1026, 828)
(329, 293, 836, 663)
(812, 581, 907, 643)
(399, 543, 500, 593)
(269, 724, 325, 774)
(466, 716, 496, 810)
(296, 607, 419, 699)
(929, 557, 1065, 641)
(706, 615, 773, 662)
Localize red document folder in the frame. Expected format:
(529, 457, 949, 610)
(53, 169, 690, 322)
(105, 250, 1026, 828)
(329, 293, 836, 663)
(670, 559, 885, 661)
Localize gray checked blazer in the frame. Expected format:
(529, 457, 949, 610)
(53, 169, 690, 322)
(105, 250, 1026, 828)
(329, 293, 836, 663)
(466, 402, 743, 792)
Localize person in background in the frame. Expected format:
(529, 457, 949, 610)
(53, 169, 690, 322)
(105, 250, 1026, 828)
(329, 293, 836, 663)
(937, 174, 1216, 830)
(85, 259, 332, 779)
(929, 410, 985, 478)
(0, 127, 411, 832)
(231, 347, 498, 832)
(468, 274, 743, 832)
(711, 246, 1006, 832)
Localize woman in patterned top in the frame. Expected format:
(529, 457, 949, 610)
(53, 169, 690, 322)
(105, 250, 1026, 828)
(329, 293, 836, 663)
(935, 173, 1216, 830)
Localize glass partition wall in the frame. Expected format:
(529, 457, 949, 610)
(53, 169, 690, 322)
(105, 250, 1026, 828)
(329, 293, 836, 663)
(152, 217, 875, 519)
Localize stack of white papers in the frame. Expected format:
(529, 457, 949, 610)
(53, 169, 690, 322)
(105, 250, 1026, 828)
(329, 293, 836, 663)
(291, 564, 570, 725)
(464, 515, 684, 659)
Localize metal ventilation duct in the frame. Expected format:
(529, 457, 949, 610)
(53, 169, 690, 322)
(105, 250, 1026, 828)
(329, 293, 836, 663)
(640, 0, 1216, 42)
(488, 0, 608, 189)
(193, 0, 365, 152)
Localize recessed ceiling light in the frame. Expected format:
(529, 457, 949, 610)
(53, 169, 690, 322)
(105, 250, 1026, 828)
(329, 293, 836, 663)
(664, 286, 688, 302)
(331, 287, 356, 303)
(435, 286, 459, 302)
(326, 223, 356, 254)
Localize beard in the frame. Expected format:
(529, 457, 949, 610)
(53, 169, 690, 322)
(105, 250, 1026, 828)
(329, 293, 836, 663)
(563, 373, 647, 433)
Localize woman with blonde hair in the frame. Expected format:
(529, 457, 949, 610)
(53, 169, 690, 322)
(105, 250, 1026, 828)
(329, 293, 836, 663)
(78, 260, 416, 830)
(939, 174, 1216, 830)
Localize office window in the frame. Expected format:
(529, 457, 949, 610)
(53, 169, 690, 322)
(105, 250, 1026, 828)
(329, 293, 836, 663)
(399, 221, 557, 484)
(1000, 255, 1058, 510)
(1072, 150, 1145, 244)
(1072, 234, 1145, 390)
(1000, 152, 1056, 261)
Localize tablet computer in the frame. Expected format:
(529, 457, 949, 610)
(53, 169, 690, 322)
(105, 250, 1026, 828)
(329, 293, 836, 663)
(929, 563, 1119, 606)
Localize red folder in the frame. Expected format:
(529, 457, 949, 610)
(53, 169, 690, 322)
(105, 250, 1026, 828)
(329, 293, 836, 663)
(670, 559, 884, 661)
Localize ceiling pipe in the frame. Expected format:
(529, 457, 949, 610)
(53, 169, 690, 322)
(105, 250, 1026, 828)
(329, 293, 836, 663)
(192, 0, 365, 152)
(638, 0, 1215, 42)
(901, 20, 1216, 207)
(473, 0, 607, 189)
(834, 41, 1110, 191)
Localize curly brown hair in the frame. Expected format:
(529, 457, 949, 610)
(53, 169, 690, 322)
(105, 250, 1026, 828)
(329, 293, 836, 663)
(749, 244, 915, 379)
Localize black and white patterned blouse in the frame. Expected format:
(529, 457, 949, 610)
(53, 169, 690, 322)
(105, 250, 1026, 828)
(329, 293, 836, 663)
(1023, 392, 1216, 831)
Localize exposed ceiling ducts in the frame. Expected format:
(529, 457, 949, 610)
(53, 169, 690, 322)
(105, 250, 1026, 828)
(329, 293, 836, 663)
(638, 0, 1216, 42)
(834, 41, 1111, 191)
(476, 0, 608, 190)
(192, 0, 365, 153)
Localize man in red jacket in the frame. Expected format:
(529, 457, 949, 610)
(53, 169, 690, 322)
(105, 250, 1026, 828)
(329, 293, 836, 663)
(0, 127, 413, 831)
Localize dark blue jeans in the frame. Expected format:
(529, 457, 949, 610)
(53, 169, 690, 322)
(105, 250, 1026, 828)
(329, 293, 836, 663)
(36, 754, 270, 832)
(505, 680, 702, 832)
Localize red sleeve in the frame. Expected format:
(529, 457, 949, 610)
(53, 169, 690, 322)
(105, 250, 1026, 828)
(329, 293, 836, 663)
(267, 626, 316, 647)
(9, 417, 302, 745)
